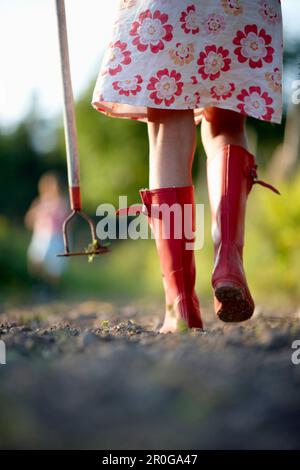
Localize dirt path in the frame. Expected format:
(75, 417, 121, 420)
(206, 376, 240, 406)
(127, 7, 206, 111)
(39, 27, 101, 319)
(0, 299, 300, 449)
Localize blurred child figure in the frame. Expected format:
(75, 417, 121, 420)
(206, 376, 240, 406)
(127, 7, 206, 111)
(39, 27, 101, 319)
(25, 172, 68, 283)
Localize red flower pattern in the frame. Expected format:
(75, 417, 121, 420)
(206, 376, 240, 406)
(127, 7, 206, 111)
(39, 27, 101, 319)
(211, 82, 235, 100)
(147, 69, 183, 106)
(265, 66, 281, 93)
(259, 1, 281, 25)
(237, 86, 274, 121)
(197, 45, 231, 80)
(184, 92, 201, 108)
(92, 1, 283, 125)
(107, 41, 131, 76)
(130, 9, 173, 53)
(180, 5, 201, 35)
(233, 24, 274, 68)
(113, 75, 143, 96)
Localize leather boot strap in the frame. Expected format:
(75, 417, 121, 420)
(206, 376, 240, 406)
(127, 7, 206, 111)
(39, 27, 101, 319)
(250, 165, 280, 195)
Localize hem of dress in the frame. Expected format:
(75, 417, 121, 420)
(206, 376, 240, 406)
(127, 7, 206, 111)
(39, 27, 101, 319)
(91, 98, 282, 126)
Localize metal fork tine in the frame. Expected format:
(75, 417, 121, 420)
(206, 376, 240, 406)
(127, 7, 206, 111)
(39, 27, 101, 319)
(57, 209, 110, 257)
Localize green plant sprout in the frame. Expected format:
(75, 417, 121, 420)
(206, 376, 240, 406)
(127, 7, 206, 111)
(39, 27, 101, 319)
(85, 239, 110, 263)
(100, 320, 109, 330)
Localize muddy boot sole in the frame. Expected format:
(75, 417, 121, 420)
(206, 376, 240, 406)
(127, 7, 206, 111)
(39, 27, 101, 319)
(215, 285, 254, 323)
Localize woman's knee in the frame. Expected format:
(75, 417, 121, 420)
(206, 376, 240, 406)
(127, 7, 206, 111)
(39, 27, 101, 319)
(203, 107, 246, 137)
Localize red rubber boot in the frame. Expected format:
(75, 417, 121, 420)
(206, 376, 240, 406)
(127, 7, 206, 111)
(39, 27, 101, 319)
(206, 144, 279, 322)
(139, 186, 203, 333)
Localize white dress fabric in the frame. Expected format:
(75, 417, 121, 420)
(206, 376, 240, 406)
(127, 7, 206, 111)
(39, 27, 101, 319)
(92, 0, 283, 124)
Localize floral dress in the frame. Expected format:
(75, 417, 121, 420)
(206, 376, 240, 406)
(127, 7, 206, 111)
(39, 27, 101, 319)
(92, 0, 283, 124)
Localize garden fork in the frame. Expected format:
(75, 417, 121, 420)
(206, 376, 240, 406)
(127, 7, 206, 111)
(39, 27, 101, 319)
(55, 0, 109, 257)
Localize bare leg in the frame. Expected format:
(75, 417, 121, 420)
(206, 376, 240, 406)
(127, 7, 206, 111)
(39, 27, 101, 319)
(201, 107, 247, 158)
(147, 108, 196, 188)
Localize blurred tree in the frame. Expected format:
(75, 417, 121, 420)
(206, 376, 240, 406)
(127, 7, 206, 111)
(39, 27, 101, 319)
(0, 114, 65, 222)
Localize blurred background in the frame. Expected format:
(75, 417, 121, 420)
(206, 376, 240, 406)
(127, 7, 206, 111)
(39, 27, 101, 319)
(0, 0, 299, 310)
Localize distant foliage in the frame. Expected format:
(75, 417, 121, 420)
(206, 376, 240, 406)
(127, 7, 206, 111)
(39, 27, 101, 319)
(245, 173, 300, 304)
(0, 120, 65, 221)
(73, 86, 149, 209)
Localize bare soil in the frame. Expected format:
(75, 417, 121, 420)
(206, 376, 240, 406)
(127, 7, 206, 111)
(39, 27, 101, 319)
(0, 299, 300, 449)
